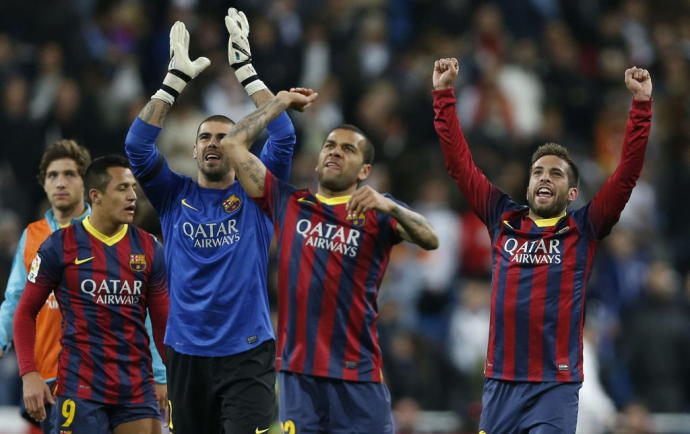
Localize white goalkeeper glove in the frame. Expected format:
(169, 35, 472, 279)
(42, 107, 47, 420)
(152, 21, 211, 105)
(225, 8, 267, 95)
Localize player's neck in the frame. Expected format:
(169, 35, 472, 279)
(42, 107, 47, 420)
(527, 209, 566, 224)
(52, 202, 86, 227)
(316, 184, 357, 199)
(197, 171, 234, 190)
(87, 213, 125, 237)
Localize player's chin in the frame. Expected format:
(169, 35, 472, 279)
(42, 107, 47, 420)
(120, 211, 135, 223)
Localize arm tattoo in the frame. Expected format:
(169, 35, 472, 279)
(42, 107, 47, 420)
(227, 97, 288, 147)
(390, 204, 438, 249)
(391, 205, 427, 229)
(237, 157, 265, 193)
(138, 99, 171, 127)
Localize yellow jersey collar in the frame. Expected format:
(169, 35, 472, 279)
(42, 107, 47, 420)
(532, 213, 566, 227)
(82, 217, 128, 246)
(315, 193, 351, 205)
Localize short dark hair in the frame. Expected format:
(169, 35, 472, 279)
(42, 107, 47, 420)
(531, 143, 579, 188)
(330, 124, 375, 164)
(37, 139, 91, 185)
(196, 115, 235, 140)
(84, 154, 130, 193)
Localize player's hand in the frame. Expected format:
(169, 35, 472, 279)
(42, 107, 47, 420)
(625, 67, 652, 101)
(346, 186, 395, 218)
(21, 371, 54, 422)
(154, 383, 168, 411)
(433, 58, 459, 90)
(225, 8, 252, 67)
(168, 21, 211, 80)
(0, 348, 4, 359)
(277, 88, 319, 112)
(225, 8, 268, 96)
(152, 21, 211, 105)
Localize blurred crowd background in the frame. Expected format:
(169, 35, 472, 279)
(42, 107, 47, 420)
(1, 0, 690, 433)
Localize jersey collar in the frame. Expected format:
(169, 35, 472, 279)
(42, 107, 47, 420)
(531, 213, 566, 227)
(82, 217, 128, 246)
(315, 193, 351, 205)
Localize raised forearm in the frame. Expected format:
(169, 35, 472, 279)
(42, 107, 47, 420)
(227, 95, 288, 146)
(390, 204, 439, 250)
(249, 88, 274, 107)
(138, 99, 172, 127)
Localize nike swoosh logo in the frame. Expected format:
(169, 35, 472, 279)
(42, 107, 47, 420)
(74, 256, 94, 265)
(181, 199, 200, 211)
(298, 197, 317, 206)
(255, 429, 269, 434)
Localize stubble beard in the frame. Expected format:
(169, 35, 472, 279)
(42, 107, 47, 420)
(527, 192, 569, 219)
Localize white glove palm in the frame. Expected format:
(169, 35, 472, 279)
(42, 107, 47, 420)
(152, 21, 211, 105)
(226, 8, 251, 65)
(225, 8, 266, 95)
(169, 21, 211, 78)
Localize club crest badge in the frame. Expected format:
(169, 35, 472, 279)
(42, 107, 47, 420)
(223, 194, 242, 213)
(346, 212, 366, 227)
(129, 254, 147, 272)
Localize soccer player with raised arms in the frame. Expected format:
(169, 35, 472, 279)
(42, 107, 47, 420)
(124, 10, 302, 433)
(432, 57, 652, 432)
(215, 88, 439, 432)
(13, 155, 169, 433)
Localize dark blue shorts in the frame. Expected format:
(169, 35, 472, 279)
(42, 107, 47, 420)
(479, 378, 581, 434)
(278, 371, 394, 434)
(55, 396, 160, 433)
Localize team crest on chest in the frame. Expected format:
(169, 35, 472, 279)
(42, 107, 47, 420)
(129, 254, 147, 272)
(223, 194, 242, 213)
(346, 212, 366, 227)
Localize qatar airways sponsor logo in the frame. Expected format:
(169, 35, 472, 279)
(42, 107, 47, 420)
(503, 237, 562, 264)
(181, 219, 241, 248)
(296, 219, 361, 257)
(81, 279, 143, 305)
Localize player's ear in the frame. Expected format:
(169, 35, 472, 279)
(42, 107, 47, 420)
(567, 187, 578, 202)
(357, 164, 372, 183)
(88, 188, 102, 205)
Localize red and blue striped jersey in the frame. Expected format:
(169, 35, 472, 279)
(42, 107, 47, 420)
(255, 171, 403, 382)
(14, 218, 168, 403)
(433, 88, 652, 382)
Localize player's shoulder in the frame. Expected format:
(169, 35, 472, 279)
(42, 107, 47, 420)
(129, 225, 161, 244)
(293, 188, 313, 199)
(25, 217, 52, 238)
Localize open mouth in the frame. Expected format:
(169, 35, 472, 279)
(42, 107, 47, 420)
(536, 187, 553, 199)
(324, 161, 341, 170)
(124, 204, 136, 213)
(204, 152, 221, 161)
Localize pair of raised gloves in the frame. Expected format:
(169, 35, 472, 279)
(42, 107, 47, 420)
(152, 8, 265, 105)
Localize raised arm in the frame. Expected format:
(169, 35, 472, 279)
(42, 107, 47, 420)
(125, 22, 209, 202)
(225, 7, 297, 179)
(432, 58, 504, 224)
(588, 67, 653, 237)
(346, 187, 439, 250)
(222, 89, 317, 197)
